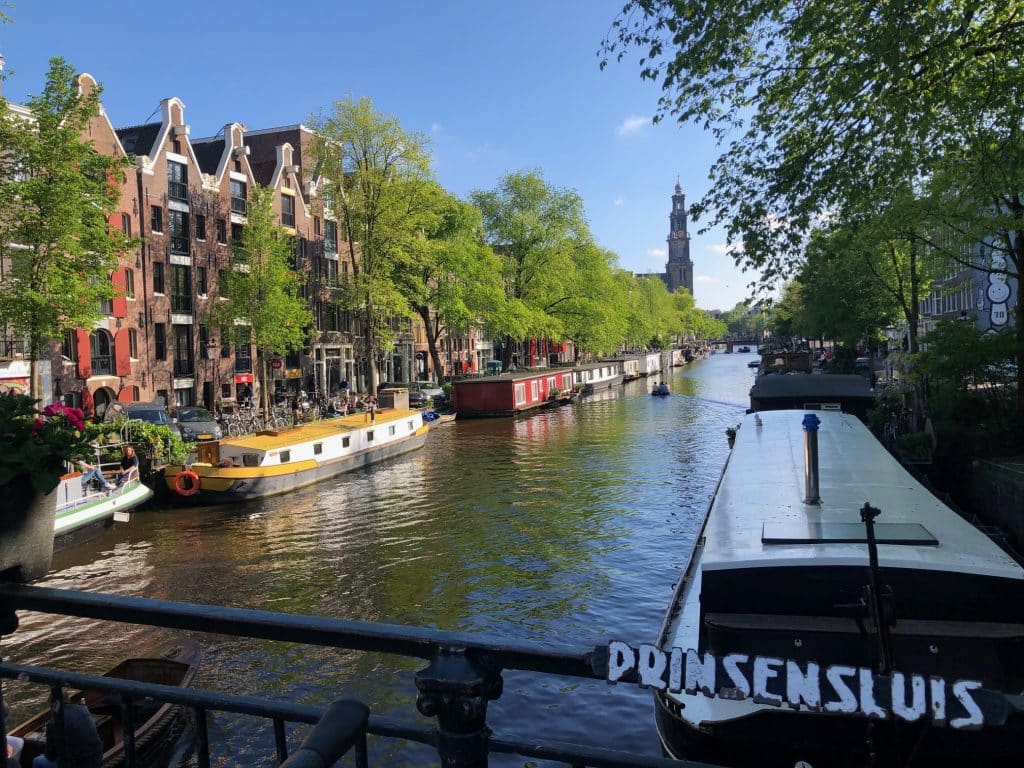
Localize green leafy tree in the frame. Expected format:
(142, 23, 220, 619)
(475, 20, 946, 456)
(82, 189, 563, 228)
(310, 97, 434, 393)
(0, 59, 133, 398)
(211, 185, 312, 415)
(471, 171, 591, 367)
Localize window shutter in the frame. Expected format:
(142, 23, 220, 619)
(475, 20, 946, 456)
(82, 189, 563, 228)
(117, 385, 136, 403)
(114, 329, 131, 376)
(76, 329, 92, 379)
(111, 268, 127, 318)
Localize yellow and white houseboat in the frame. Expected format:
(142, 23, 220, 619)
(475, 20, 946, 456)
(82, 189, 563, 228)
(164, 408, 429, 503)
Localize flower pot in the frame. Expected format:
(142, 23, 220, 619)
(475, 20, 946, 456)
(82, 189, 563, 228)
(0, 475, 57, 583)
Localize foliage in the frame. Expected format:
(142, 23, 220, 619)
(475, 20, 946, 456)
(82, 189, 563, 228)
(0, 394, 93, 496)
(310, 97, 435, 393)
(0, 59, 134, 397)
(209, 185, 312, 415)
(84, 419, 193, 466)
(894, 432, 933, 460)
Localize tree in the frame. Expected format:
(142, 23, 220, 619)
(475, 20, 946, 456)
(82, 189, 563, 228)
(471, 171, 591, 368)
(210, 185, 312, 416)
(310, 97, 434, 394)
(0, 58, 132, 399)
(394, 185, 507, 380)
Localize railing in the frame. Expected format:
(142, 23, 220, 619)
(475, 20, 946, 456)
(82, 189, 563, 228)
(231, 196, 247, 214)
(168, 180, 189, 202)
(0, 335, 26, 359)
(171, 293, 193, 313)
(170, 235, 191, 255)
(91, 354, 112, 375)
(0, 584, 700, 768)
(174, 357, 195, 377)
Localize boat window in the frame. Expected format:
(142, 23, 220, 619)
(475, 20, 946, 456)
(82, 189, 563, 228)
(367, 431, 374, 441)
(389, 425, 396, 436)
(407, 420, 413, 430)
(530, 381, 539, 400)
(242, 453, 259, 467)
(343, 436, 350, 448)
(761, 522, 938, 546)
(280, 450, 291, 463)
(514, 383, 526, 406)
(313, 443, 323, 455)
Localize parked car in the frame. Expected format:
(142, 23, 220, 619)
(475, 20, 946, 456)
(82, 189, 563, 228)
(171, 406, 223, 441)
(122, 402, 177, 432)
(409, 381, 445, 407)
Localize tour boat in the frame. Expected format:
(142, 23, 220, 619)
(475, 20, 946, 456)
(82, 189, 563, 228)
(650, 409, 1024, 767)
(11, 641, 200, 768)
(164, 408, 429, 503)
(574, 361, 623, 394)
(54, 459, 152, 549)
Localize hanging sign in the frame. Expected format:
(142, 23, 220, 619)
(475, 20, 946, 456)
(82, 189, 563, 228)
(603, 641, 994, 730)
(234, 374, 254, 384)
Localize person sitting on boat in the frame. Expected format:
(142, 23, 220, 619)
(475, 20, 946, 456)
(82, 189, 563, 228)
(77, 459, 115, 491)
(30, 723, 57, 768)
(114, 445, 139, 487)
(41, 700, 103, 768)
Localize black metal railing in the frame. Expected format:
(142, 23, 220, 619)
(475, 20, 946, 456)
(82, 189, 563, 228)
(0, 335, 26, 359)
(91, 354, 112, 375)
(173, 357, 195, 377)
(170, 235, 190, 255)
(0, 584, 701, 768)
(231, 196, 247, 214)
(168, 180, 189, 202)
(171, 293, 193, 313)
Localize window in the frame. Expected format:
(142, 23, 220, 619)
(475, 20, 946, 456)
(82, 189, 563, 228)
(151, 205, 163, 233)
(367, 430, 374, 442)
(313, 443, 323, 455)
(514, 383, 526, 406)
(280, 450, 291, 463)
(324, 220, 338, 254)
(124, 269, 135, 299)
(342, 436, 350, 448)
(216, 218, 227, 244)
(128, 329, 138, 358)
(199, 325, 210, 359)
(324, 258, 338, 286)
(221, 383, 231, 398)
(153, 262, 165, 294)
(173, 324, 193, 377)
(89, 331, 113, 374)
(155, 323, 166, 360)
(314, 217, 321, 236)
(120, 213, 132, 236)
(242, 453, 259, 467)
(388, 425, 396, 436)
(171, 265, 192, 312)
(157, 389, 169, 406)
(62, 330, 77, 362)
(530, 381, 539, 400)
(231, 222, 244, 245)
(169, 210, 190, 254)
(408, 421, 413, 430)
(281, 194, 295, 227)
(196, 266, 207, 296)
(195, 214, 206, 241)
(168, 161, 188, 201)
(230, 179, 247, 214)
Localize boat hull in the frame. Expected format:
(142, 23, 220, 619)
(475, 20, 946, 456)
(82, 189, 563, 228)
(580, 373, 623, 394)
(166, 427, 429, 503)
(53, 479, 153, 551)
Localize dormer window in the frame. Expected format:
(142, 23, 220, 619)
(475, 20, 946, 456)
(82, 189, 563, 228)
(168, 161, 188, 202)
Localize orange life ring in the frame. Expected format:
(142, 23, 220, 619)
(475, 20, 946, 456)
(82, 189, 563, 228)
(174, 469, 200, 497)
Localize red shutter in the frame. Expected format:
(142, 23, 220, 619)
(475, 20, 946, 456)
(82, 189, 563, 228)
(117, 386, 135, 403)
(111, 268, 127, 318)
(76, 329, 92, 379)
(114, 329, 131, 376)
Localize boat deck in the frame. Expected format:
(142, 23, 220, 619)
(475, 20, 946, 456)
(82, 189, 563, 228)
(225, 408, 421, 451)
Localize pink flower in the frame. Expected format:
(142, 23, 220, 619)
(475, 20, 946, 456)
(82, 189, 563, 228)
(65, 408, 85, 430)
(31, 417, 45, 435)
(43, 402, 64, 418)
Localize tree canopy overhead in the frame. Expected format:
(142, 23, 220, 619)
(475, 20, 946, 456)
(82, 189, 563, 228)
(600, 1, 1024, 283)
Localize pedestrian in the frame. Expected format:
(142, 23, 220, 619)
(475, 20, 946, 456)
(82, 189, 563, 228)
(366, 395, 377, 423)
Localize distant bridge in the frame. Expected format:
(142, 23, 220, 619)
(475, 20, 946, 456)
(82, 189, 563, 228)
(711, 336, 761, 353)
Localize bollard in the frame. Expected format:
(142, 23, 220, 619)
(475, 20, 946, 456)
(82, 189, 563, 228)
(802, 413, 821, 505)
(415, 647, 503, 768)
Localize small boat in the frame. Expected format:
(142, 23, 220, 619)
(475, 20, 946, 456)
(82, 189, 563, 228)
(12, 641, 201, 768)
(164, 408, 429, 503)
(746, 360, 760, 368)
(738, 346, 751, 353)
(651, 383, 671, 396)
(54, 450, 153, 550)
(653, 409, 1024, 767)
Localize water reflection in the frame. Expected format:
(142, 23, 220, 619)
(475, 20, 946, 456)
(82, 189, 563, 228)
(3, 353, 752, 763)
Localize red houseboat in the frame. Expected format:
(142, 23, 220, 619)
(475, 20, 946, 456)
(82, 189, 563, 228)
(453, 369, 575, 417)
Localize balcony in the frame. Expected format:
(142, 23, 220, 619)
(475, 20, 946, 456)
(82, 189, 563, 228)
(171, 294, 193, 313)
(0, 336, 26, 359)
(92, 354, 112, 375)
(170, 235, 190, 255)
(168, 180, 189, 202)
(231, 196, 247, 214)
(174, 357, 195, 377)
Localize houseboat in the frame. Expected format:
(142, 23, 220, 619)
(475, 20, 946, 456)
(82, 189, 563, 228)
(749, 373, 876, 421)
(164, 408, 429, 503)
(574, 361, 623, 394)
(607, 356, 642, 382)
(637, 351, 663, 378)
(453, 369, 575, 417)
(653, 409, 1024, 767)
(55, 457, 152, 548)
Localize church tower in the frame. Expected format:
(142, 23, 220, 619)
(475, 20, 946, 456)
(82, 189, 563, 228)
(665, 181, 694, 295)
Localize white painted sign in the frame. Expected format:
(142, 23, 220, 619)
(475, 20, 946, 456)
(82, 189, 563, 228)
(605, 641, 987, 730)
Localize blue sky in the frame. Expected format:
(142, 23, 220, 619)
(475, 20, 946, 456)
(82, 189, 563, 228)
(0, 0, 758, 310)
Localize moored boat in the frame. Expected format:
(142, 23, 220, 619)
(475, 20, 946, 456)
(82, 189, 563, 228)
(749, 372, 875, 421)
(164, 408, 429, 503)
(54, 456, 153, 549)
(574, 361, 623, 394)
(652, 409, 1024, 767)
(11, 640, 201, 768)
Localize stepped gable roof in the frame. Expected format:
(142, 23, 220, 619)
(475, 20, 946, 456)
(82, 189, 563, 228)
(190, 138, 225, 175)
(114, 122, 161, 157)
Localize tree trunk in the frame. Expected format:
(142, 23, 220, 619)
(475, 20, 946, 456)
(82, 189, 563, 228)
(417, 306, 444, 383)
(259, 351, 270, 418)
(364, 303, 378, 396)
(501, 336, 514, 370)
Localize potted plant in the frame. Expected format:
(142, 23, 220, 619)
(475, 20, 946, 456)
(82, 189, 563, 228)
(725, 425, 738, 448)
(0, 394, 92, 582)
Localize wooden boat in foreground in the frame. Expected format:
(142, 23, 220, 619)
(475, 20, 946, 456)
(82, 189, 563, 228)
(164, 408, 429, 503)
(12, 641, 200, 768)
(654, 409, 1024, 767)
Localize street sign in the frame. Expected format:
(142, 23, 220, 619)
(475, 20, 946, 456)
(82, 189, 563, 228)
(271, 359, 283, 370)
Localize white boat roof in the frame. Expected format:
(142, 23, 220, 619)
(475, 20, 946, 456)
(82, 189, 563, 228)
(705, 410, 1022, 579)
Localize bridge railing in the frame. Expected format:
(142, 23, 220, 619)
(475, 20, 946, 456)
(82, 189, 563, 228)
(0, 583, 712, 768)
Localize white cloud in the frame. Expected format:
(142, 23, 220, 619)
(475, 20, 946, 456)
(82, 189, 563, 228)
(616, 115, 650, 136)
(711, 242, 744, 256)
(696, 275, 715, 283)
(647, 248, 667, 258)
(613, 196, 625, 206)
(431, 122, 443, 135)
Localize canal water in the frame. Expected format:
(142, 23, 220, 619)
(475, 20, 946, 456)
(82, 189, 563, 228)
(3, 352, 758, 766)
